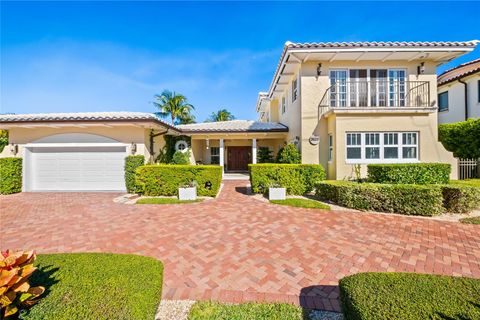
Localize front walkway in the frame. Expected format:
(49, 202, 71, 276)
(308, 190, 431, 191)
(1, 181, 479, 311)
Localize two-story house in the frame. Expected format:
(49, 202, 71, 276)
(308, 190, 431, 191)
(437, 58, 480, 124)
(257, 41, 479, 180)
(1, 41, 478, 191)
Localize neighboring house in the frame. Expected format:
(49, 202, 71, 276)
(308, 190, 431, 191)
(0, 112, 287, 191)
(437, 58, 480, 123)
(256, 41, 480, 180)
(1, 40, 479, 192)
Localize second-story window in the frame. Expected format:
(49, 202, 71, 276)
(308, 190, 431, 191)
(282, 96, 286, 114)
(292, 77, 298, 102)
(438, 91, 449, 112)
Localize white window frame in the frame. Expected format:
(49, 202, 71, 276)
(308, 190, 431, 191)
(329, 68, 408, 107)
(210, 147, 220, 165)
(292, 77, 298, 102)
(345, 131, 419, 164)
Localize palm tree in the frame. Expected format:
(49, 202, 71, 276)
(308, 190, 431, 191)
(152, 90, 194, 125)
(177, 113, 196, 124)
(206, 109, 235, 122)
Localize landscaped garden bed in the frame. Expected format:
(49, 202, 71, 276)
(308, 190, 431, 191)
(21, 253, 163, 320)
(188, 301, 305, 320)
(316, 164, 480, 216)
(340, 272, 480, 320)
(270, 198, 331, 210)
(136, 197, 203, 204)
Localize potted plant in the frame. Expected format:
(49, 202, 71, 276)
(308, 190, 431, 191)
(268, 182, 286, 200)
(179, 180, 197, 200)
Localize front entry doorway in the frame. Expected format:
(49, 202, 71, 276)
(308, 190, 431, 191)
(227, 146, 251, 171)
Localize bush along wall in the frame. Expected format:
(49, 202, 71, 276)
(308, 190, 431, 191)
(316, 181, 444, 216)
(249, 164, 325, 195)
(125, 155, 145, 193)
(135, 165, 222, 197)
(442, 185, 480, 213)
(0, 157, 22, 194)
(367, 163, 451, 184)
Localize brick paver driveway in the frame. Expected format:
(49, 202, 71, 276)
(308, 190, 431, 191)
(1, 180, 480, 311)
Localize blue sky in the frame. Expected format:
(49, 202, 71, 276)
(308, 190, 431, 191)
(1, 1, 479, 121)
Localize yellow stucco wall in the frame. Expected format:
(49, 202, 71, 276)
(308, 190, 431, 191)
(0, 125, 167, 161)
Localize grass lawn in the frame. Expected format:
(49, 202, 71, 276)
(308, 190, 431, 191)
(460, 216, 480, 224)
(22, 253, 163, 320)
(450, 179, 480, 187)
(270, 198, 330, 210)
(340, 272, 480, 320)
(136, 197, 203, 204)
(188, 301, 305, 320)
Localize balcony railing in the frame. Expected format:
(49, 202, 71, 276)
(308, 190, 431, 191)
(319, 80, 430, 111)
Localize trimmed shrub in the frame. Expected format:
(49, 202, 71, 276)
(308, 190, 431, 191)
(442, 184, 480, 213)
(339, 272, 480, 320)
(249, 164, 325, 195)
(0, 157, 22, 194)
(257, 147, 274, 163)
(171, 150, 190, 164)
(439, 118, 480, 159)
(276, 143, 301, 164)
(367, 163, 451, 184)
(316, 181, 444, 216)
(125, 155, 145, 193)
(135, 165, 222, 197)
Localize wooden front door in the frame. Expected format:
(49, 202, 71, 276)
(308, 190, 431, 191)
(227, 147, 251, 171)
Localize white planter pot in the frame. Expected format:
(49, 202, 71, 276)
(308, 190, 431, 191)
(178, 186, 197, 201)
(269, 187, 286, 200)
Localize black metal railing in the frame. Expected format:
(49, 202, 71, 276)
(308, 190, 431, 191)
(319, 80, 430, 110)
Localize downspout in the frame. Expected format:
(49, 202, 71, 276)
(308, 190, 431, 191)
(458, 78, 468, 120)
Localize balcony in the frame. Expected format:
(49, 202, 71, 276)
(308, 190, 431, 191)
(319, 80, 431, 113)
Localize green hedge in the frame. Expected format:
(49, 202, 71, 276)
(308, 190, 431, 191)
(125, 155, 145, 193)
(249, 164, 325, 195)
(316, 181, 444, 216)
(367, 163, 451, 184)
(339, 272, 480, 320)
(135, 165, 222, 197)
(439, 118, 480, 159)
(442, 184, 480, 213)
(0, 157, 22, 194)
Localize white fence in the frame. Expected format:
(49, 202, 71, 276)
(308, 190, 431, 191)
(458, 158, 479, 180)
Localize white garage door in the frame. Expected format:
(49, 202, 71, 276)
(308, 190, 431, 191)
(28, 146, 126, 191)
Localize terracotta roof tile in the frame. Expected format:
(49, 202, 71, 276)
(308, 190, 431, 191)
(437, 58, 480, 85)
(177, 120, 288, 133)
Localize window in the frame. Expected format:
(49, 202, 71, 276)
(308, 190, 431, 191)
(402, 132, 418, 159)
(478, 80, 480, 103)
(346, 132, 418, 163)
(438, 91, 449, 112)
(365, 133, 380, 159)
(384, 133, 399, 159)
(210, 147, 220, 165)
(292, 78, 298, 102)
(282, 96, 286, 114)
(346, 133, 362, 160)
(328, 134, 333, 161)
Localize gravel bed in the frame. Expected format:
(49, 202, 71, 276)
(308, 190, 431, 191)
(308, 309, 344, 320)
(156, 299, 196, 320)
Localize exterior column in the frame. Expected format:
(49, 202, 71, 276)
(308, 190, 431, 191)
(219, 138, 224, 175)
(252, 138, 257, 164)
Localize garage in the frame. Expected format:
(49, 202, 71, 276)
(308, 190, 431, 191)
(24, 133, 127, 192)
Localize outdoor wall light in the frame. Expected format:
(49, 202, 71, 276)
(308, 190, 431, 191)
(316, 63, 322, 76)
(130, 142, 137, 154)
(206, 139, 210, 150)
(10, 144, 18, 156)
(417, 62, 425, 75)
(293, 136, 300, 145)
